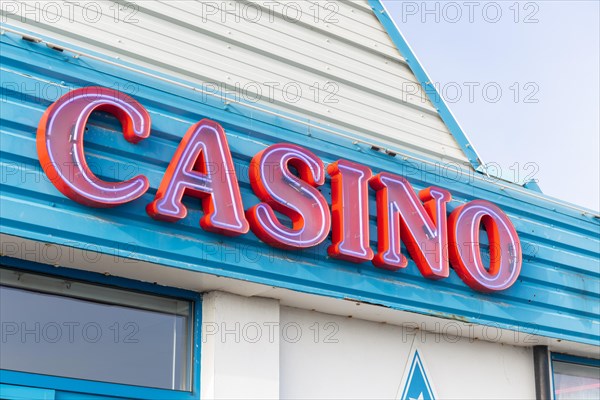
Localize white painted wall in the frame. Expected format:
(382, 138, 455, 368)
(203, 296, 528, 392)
(201, 292, 280, 399)
(280, 306, 536, 399)
(280, 305, 413, 399)
(201, 292, 536, 399)
(1, 0, 470, 164)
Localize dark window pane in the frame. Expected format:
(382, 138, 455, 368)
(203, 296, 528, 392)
(553, 360, 600, 400)
(0, 268, 192, 391)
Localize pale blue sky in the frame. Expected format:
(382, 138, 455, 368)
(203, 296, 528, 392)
(383, 1, 600, 212)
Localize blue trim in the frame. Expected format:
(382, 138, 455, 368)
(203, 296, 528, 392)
(551, 353, 600, 368)
(524, 179, 543, 193)
(0, 258, 202, 400)
(0, 384, 55, 400)
(400, 350, 436, 400)
(550, 356, 557, 400)
(369, 0, 483, 169)
(0, 372, 194, 400)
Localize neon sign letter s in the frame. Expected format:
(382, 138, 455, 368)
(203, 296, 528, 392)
(37, 87, 151, 207)
(246, 144, 331, 249)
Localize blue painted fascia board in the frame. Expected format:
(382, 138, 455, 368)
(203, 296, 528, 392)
(369, 0, 484, 170)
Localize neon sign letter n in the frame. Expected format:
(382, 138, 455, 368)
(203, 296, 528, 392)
(370, 172, 452, 279)
(147, 119, 249, 236)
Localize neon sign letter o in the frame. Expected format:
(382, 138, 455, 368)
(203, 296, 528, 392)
(448, 200, 522, 292)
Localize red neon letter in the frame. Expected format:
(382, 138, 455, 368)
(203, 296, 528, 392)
(146, 119, 249, 236)
(448, 200, 522, 292)
(370, 173, 451, 279)
(246, 143, 331, 249)
(327, 160, 373, 263)
(37, 86, 150, 207)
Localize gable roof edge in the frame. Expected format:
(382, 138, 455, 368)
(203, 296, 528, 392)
(369, 0, 484, 170)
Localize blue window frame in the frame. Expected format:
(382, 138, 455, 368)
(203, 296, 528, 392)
(0, 256, 201, 400)
(0, 384, 55, 400)
(551, 353, 600, 400)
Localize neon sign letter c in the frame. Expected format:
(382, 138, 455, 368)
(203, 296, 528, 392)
(37, 86, 151, 207)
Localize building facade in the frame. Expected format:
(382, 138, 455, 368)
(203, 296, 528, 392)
(0, 1, 598, 399)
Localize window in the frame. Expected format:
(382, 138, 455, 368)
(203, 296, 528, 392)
(553, 354, 600, 400)
(0, 264, 198, 397)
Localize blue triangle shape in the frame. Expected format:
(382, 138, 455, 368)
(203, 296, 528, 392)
(400, 351, 436, 400)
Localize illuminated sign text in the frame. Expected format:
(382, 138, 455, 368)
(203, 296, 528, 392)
(37, 87, 522, 292)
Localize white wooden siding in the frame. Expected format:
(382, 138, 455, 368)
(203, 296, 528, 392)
(1, 0, 470, 164)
